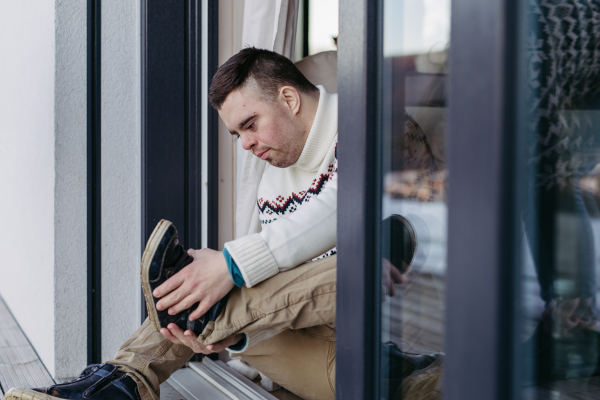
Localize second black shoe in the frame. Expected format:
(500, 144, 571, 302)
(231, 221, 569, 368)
(4, 364, 139, 400)
(141, 219, 229, 335)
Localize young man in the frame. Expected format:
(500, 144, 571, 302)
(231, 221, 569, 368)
(6, 48, 431, 400)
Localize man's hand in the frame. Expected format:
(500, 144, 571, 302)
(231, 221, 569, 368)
(153, 248, 235, 321)
(382, 258, 404, 297)
(542, 297, 594, 336)
(161, 324, 244, 354)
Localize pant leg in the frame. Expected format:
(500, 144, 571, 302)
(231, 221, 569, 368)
(108, 254, 336, 400)
(106, 319, 194, 400)
(241, 325, 336, 400)
(198, 255, 337, 346)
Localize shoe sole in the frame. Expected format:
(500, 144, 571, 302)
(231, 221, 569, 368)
(140, 218, 174, 332)
(5, 388, 66, 400)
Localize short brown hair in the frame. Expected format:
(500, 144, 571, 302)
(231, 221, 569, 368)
(209, 47, 318, 110)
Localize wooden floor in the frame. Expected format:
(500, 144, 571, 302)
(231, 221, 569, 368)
(0, 296, 54, 399)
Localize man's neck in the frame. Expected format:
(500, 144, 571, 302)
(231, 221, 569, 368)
(298, 90, 321, 149)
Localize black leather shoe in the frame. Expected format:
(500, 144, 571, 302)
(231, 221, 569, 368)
(381, 341, 440, 379)
(141, 219, 228, 335)
(380, 341, 442, 399)
(382, 215, 416, 274)
(5, 364, 140, 400)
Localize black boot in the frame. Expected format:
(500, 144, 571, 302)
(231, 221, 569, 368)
(381, 341, 442, 399)
(141, 219, 228, 335)
(5, 364, 140, 400)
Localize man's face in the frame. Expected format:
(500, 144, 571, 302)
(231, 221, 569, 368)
(218, 84, 307, 168)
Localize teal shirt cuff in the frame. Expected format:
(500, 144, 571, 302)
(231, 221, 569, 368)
(223, 248, 245, 287)
(227, 334, 247, 351)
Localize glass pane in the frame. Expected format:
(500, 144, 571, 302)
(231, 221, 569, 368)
(377, 0, 450, 398)
(516, 1, 600, 398)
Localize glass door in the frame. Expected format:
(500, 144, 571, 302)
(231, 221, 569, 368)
(377, 0, 450, 398)
(513, 0, 600, 398)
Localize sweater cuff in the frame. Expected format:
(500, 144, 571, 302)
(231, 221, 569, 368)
(227, 330, 282, 354)
(224, 233, 279, 287)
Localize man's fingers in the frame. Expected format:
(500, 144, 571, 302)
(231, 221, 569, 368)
(207, 335, 243, 352)
(156, 286, 187, 311)
(189, 299, 212, 321)
(154, 273, 186, 298)
(390, 266, 404, 285)
(160, 327, 183, 345)
(168, 324, 190, 344)
(168, 294, 199, 315)
(389, 282, 396, 296)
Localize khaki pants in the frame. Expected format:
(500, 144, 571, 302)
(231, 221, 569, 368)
(107, 255, 337, 400)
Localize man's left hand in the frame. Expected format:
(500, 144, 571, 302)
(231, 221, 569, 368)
(161, 324, 244, 354)
(153, 248, 235, 321)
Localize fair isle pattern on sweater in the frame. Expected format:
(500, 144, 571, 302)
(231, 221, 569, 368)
(258, 142, 338, 224)
(258, 142, 338, 262)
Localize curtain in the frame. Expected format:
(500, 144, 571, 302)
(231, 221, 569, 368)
(235, 0, 299, 239)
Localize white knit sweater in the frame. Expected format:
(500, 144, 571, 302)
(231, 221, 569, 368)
(224, 86, 338, 288)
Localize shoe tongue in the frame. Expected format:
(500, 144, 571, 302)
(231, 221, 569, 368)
(165, 242, 186, 265)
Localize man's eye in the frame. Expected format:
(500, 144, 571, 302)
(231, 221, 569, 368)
(248, 122, 256, 130)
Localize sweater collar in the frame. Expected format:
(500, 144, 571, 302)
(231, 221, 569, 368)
(292, 86, 338, 172)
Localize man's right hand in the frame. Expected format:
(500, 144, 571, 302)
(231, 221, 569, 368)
(161, 323, 244, 354)
(383, 258, 405, 297)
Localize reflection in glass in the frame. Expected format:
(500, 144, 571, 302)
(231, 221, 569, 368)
(378, 0, 449, 398)
(518, 0, 600, 398)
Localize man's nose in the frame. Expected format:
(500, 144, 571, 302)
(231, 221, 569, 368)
(240, 134, 257, 151)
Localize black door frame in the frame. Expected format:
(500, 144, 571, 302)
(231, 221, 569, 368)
(336, 0, 521, 398)
(140, 0, 219, 323)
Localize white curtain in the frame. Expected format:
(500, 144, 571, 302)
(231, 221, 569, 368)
(235, 0, 299, 239)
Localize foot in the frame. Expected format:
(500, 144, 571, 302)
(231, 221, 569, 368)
(381, 341, 441, 379)
(5, 364, 139, 400)
(141, 219, 228, 335)
(381, 342, 443, 399)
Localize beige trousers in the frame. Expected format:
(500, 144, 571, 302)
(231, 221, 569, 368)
(107, 255, 337, 400)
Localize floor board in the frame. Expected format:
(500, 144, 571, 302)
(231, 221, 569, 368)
(160, 381, 189, 400)
(0, 296, 54, 394)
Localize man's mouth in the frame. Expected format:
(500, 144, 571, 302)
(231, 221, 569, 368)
(255, 149, 269, 160)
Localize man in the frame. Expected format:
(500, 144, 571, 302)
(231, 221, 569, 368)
(5, 48, 429, 400)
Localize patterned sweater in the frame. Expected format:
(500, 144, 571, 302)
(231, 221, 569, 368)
(224, 86, 338, 288)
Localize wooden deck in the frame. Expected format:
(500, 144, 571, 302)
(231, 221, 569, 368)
(0, 296, 54, 398)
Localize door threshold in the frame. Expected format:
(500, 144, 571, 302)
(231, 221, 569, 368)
(166, 357, 299, 400)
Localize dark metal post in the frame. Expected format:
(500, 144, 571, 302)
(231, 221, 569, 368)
(206, 0, 219, 251)
(336, 0, 382, 398)
(87, 0, 102, 365)
(445, 0, 521, 397)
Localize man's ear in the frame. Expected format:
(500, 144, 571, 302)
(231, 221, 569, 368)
(279, 86, 301, 116)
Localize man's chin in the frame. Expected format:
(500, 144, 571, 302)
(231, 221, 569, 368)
(266, 158, 290, 168)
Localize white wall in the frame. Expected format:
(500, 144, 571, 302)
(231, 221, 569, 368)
(0, 0, 57, 375)
(0, 0, 140, 378)
(53, 0, 89, 378)
(100, 0, 142, 361)
(0, 0, 89, 379)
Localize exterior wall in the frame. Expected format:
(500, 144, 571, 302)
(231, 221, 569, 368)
(100, 0, 142, 361)
(54, 0, 89, 378)
(0, 0, 141, 377)
(0, 0, 57, 375)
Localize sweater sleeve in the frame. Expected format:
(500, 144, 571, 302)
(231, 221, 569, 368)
(225, 146, 338, 288)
